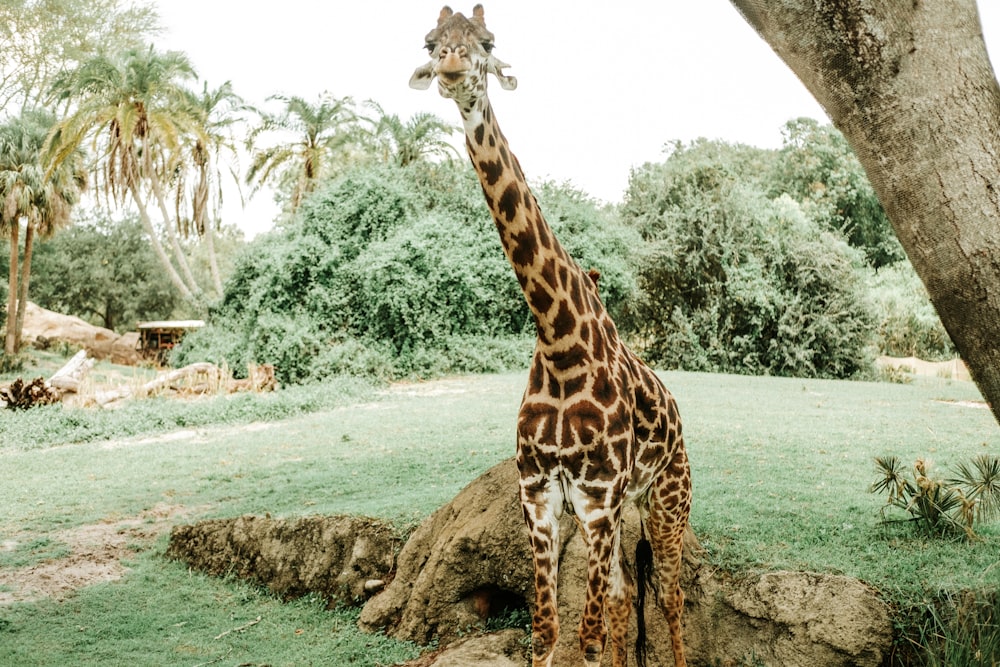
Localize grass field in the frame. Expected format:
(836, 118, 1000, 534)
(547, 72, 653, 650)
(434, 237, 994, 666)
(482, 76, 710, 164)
(0, 367, 998, 665)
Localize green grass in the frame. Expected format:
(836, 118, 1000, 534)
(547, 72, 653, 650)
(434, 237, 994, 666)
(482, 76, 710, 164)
(0, 548, 420, 666)
(0, 369, 998, 664)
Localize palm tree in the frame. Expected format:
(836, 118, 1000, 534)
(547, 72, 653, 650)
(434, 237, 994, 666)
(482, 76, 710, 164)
(245, 92, 359, 214)
(46, 45, 203, 300)
(180, 80, 244, 294)
(0, 110, 87, 357)
(362, 102, 460, 167)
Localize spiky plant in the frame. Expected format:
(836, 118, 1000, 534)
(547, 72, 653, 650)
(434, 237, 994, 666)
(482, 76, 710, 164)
(949, 454, 1000, 524)
(871, 455, 999, 540)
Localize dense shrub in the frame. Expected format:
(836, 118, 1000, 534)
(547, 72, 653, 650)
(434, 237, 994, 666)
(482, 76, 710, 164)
(771, 118, 904, 268)
(867, 262, 955, 360)
(621, 144, 877, 378)
(174, 162, 636, 384)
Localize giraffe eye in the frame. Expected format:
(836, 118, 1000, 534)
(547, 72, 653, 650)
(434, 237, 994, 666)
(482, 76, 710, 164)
(424, 42, 436, 53)
(482, 41, 494, 53)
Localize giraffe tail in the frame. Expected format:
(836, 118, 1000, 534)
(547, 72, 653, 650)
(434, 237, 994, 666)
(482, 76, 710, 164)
(634, 528, 654, 667)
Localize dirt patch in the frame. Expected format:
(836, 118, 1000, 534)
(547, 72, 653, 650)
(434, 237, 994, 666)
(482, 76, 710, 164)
(0, 503, 201, 605)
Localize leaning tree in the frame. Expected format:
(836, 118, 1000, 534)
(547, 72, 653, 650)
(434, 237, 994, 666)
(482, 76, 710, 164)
(730, 0, 1000, 424)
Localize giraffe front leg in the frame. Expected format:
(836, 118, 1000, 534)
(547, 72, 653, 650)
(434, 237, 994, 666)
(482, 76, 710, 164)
(519, 477, 562, 667)
(575, 505, 626, 667)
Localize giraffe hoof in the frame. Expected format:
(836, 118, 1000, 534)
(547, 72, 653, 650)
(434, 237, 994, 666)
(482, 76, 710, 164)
(583, 643, 602, 665)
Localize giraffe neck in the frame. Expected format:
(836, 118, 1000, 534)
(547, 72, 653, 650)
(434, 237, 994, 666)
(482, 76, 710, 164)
(458, 98, 604, 349)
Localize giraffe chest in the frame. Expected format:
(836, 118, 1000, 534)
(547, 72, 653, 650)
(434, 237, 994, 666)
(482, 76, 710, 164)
(516, 365, 634, 484)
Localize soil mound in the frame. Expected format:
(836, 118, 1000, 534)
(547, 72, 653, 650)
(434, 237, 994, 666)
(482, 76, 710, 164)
(166, 460, 892, 666)
(360, 458, 892, 667)
(166, 515, 401, 606)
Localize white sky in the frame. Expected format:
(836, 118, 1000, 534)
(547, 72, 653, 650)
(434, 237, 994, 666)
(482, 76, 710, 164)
(153, 1, 1000, 238)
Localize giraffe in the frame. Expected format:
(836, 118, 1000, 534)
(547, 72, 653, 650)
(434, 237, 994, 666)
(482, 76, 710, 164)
(410, 6, 691, 666)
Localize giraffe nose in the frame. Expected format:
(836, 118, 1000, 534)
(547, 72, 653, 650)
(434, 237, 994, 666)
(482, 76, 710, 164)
(437, 45, 468, 78)
(439, 45, 468, 58)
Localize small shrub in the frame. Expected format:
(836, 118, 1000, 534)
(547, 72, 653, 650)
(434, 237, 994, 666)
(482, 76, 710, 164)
(871, 455, 1000, 539)
(868, 262, 956, 361)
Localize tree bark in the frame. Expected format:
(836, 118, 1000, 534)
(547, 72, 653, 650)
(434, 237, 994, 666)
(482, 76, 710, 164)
(4, 220, 19, 357)
(730, 0, 1000, 424)
(13, 221, 35, 351)
(148, 168, 201, 297)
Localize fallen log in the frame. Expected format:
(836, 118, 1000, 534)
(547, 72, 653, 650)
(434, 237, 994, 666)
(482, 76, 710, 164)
(94, 362, 276, 407)
(0, 350, 96, 409)
(95, 362, 224, 406)
(48, 349, 95, 394)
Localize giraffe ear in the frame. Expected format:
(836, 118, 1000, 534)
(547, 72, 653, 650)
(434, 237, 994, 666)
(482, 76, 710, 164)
(488, 56, 517, 91)
(471, 4, 486, 26)
(409, 62, 435, 90)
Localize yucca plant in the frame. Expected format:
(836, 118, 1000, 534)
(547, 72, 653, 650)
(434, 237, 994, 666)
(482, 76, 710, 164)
(949, 454, 1000, 524)
(872, 455, 1000, 540)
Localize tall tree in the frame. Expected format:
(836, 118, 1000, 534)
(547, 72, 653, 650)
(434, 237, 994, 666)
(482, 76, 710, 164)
(30, 213, 178, 331)
(180, 80, 244, 294)
(773, 118, 903, 268)
(0, 0, 156, 111)
(46, 46, 203, 300)
(361, 102, 460, 167)
(0, 109, 87, 356)
(729, 1, 1000, 424)
(245, 93, 359, 214)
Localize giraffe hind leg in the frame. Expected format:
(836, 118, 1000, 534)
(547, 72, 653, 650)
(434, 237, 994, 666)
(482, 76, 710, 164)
(604, 531, 634, 667)
(643, 447, 691, 667)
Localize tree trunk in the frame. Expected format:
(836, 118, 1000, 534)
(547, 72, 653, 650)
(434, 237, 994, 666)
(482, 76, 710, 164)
(4, 220, 19, 358)
(729, 0, 1000, 424)
(13, 221, 35, 351)
(128, 180, 194, 301)
(205, 215, 223, 295)
(148, 169, 201, 297)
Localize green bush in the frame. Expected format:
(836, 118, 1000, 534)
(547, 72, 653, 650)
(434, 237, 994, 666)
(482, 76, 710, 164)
(771, 118, 904, 268)
(174, 162, 635, 384)
(621, 154, 876, 378)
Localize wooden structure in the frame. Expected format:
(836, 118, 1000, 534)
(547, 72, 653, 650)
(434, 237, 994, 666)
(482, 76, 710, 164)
(137, 320, 204, 363)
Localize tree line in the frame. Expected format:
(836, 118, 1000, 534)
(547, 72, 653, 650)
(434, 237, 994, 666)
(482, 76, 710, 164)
(169, 121, 951, 386)
(0, 0, 962, 391)
(0, 0, 458, 362)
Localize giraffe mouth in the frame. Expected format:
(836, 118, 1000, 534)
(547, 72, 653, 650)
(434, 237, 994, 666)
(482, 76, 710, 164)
(438, 69, 468, 83)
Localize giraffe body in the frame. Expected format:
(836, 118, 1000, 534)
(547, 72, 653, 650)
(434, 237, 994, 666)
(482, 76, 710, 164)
(411, 7, 691, 666)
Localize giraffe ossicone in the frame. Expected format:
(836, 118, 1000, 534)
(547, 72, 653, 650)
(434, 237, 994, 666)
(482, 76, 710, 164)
(411, 6, 691, 667)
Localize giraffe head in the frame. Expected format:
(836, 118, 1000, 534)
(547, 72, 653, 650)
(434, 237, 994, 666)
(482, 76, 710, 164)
(410, 4, 517, 105)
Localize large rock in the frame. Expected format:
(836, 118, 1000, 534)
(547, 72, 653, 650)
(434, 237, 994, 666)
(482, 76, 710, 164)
(359, 456, 534, 643)
(361, 458, 893, 667)
(21, 301, 141, 364)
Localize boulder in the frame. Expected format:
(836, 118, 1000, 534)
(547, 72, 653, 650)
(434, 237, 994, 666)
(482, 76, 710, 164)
(21, 302, 141, 364)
